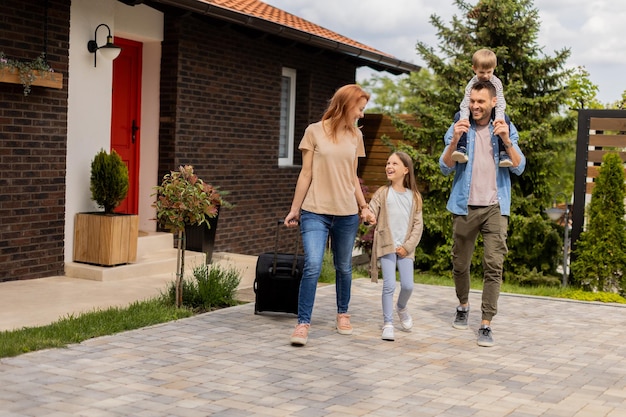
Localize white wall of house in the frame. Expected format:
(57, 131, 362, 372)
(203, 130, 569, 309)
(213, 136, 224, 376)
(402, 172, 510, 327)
(65, 0, 163, 264)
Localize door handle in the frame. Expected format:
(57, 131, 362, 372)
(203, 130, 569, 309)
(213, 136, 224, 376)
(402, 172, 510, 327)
(132, 120, 139, 144)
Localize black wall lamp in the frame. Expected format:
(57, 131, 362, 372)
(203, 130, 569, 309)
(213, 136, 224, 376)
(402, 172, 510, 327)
(87, 23, 122, 67)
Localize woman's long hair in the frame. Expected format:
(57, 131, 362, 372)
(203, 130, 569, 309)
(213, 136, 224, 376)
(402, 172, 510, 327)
(321, 84, 370, 142)
(391, 151, 423, 211)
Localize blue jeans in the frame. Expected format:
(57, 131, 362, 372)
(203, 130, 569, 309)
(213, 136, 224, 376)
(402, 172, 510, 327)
(297, 210, 360, 324)
(380, 253, 414, 324)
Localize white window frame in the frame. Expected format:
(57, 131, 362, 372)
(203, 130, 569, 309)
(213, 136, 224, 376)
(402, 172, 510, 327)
(279, 67, 296, 166)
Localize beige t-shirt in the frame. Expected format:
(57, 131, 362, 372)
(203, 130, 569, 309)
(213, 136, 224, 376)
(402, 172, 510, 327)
(299, 121, 366, 215)
(468, 124, 498, 206)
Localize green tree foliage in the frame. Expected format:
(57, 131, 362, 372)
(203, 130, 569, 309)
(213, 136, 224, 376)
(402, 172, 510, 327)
(564, 66, 603, 110)
(571, 153, 626, 294)
(90, 148, 129, 214)
(361, 71, 435, 114)
(377, 0, 577, 276)
(360, 74, 409, 114)
(410, 0, 575, 209)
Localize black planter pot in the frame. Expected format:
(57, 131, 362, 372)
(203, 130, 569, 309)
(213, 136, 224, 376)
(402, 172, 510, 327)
(185, 214, 219, 264)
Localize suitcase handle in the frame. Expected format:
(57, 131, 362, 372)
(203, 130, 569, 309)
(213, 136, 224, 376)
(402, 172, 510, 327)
(273, 219, 300, 276)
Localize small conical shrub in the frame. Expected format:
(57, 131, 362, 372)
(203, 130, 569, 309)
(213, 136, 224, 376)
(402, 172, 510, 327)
(90, 148, 129, 214)
(571, 152, 626, 294)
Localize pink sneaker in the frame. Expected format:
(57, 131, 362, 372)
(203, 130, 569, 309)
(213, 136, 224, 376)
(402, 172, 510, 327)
(336, 313, 353, 335)
(290, 323, 310, 346)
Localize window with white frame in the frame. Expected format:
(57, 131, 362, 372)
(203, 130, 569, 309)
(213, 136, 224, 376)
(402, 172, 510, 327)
(279, 67, 296, 166)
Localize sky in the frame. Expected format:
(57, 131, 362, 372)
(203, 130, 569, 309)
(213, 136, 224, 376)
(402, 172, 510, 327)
(263, 0, 626, 105)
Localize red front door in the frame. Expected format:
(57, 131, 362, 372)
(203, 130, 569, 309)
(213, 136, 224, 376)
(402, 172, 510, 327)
(111, 37, 142, 214)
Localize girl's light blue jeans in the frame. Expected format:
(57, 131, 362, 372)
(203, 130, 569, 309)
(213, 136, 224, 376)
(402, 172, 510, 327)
(380, 253, 414, 324)
(297, 210, 360, 324)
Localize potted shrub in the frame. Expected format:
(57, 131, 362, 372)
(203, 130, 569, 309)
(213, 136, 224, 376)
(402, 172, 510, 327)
(73, 149, 139, 266)
(153, 165, 231, 307)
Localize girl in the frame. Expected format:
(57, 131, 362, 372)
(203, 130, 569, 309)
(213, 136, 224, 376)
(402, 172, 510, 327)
(368, 152, 423, 341)
(285, 84, 372, 346)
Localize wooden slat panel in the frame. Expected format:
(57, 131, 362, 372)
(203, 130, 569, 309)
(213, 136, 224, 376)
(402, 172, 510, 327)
(587, 150, 626, 163)
(586, 182, 595, 194)
(590, 118, 626, 131)
(589, 134, 626, 147)
(587, 165, 626, 178)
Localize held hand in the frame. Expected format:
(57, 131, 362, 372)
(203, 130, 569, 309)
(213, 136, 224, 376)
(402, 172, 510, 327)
(361, 207, 377, 226)
(453, 119, 470, 143)
(493, 119, 510, 142)
(396, 246, 407, 258)
(284, 211, 300, 228)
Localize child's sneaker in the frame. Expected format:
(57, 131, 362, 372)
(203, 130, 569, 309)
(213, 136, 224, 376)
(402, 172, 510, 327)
(451, 146, 469, 163)
(499, 151, 513, 168)
(396, 307, 413, 330)
(336, 313, 353, 335)
(381, 323, 395, 341)
(290, 323, 310, 346)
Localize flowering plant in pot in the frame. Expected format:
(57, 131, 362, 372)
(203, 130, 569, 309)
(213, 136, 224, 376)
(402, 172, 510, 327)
(153, 165, 231, 307)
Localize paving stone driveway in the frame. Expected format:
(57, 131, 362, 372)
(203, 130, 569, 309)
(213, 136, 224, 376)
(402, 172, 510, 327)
(1, 279, 625, 417)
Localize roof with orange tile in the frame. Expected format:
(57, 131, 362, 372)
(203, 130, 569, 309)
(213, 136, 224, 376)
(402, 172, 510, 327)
(208, 0, 392, 57)
(154, 0, 420, 74)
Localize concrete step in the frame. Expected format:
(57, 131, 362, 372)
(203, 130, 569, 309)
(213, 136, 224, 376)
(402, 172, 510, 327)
(136, 231, 176, 258)
(66, 231, 206, 282)
(65, 248, 206, 282)
(65, 231, 258, 288)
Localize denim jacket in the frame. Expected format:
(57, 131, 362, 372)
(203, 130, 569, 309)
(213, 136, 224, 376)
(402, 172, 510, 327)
(438, 120, 526, 216)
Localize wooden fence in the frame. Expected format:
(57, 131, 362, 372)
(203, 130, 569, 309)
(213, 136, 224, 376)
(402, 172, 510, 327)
(358, 113, 419, 197)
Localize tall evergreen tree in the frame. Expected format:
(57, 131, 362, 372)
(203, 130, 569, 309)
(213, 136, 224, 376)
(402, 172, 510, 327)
(389, 0, 575, 274)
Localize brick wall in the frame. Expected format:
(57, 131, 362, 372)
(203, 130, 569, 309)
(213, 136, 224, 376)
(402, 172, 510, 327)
(159, 13, 357, 255)
(0, 0, 69, 282)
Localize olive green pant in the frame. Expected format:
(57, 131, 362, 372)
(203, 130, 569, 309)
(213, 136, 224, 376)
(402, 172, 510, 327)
(452, 204, 508, 322)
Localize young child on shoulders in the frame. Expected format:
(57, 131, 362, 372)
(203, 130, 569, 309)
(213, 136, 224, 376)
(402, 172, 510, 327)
(366, 152, 423, 341)
(451, 48, 513, 168)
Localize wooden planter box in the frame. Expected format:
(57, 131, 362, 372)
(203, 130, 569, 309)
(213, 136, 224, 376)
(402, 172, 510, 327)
(73, 213, 139, 266)
(0, 68, 63, 90)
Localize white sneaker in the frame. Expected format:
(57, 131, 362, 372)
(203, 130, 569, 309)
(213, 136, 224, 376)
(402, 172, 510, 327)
(451, 151, 469, 163)
(396, 307, 413, 330)
(382, 323, 395, 341)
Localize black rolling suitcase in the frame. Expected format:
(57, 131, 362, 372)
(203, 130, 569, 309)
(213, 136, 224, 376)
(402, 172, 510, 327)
(254, 220, 304, 315)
